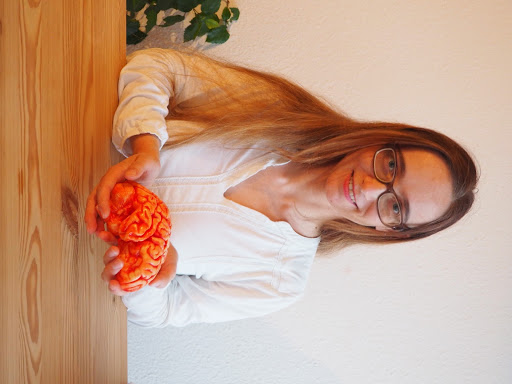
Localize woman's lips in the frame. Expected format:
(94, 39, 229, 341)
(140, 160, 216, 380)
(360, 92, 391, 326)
(343, 171, 357, 207)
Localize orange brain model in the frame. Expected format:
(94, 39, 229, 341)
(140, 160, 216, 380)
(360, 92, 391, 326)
(105, 181, 172, 292)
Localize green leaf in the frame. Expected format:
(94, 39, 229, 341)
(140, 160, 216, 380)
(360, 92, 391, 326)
(175, 0, 202, 12)
(159, 14, 185, 27)
(126, 16, 140, 35)
(221, 6, 231, 21)
(183, 18, 201, 41)
(145, 5, 158, 32)
(206, 25, 229, 44)
(127, 30, 148, 45)
(208, 14, 220, 22)
(198, 15, 211, 35)
(229, 7, 239, 21)
(127, 0, 146, 13)
(184, 13, 214, 41)
(201, 0, 221, 14)
(205, 18, 220, 29)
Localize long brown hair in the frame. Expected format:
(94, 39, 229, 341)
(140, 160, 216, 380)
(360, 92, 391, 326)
(162, 49, 478, 251)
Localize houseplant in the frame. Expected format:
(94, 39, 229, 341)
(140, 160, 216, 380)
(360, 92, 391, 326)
(126, 0, 240, 45)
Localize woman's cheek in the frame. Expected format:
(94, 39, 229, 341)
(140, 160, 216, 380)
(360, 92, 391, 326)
(349, 203, 380, 227)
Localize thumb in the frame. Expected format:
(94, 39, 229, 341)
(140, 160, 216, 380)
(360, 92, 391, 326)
(125, 158, 145, 180)
(149, 260, 176, 288)
(125, 168, 142, 180)
(149, 247, 177, 288)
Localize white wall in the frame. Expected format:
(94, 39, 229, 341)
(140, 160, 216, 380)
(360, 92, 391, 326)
(127, 1, 512, 383)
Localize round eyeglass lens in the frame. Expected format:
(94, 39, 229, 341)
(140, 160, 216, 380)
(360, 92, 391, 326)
(374, 148, 396, 183)
(377, 192, 402, 226)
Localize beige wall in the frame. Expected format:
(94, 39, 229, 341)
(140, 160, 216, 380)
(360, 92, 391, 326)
(128, 1, 512, 383)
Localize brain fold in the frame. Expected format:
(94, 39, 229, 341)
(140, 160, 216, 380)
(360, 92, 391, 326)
(105, 181, 172, 292)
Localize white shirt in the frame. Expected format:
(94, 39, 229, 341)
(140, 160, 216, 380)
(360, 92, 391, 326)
(114, 49, 320, 327)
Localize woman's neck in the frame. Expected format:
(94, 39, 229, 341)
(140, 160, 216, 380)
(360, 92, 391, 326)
(224, 161, 333, 238)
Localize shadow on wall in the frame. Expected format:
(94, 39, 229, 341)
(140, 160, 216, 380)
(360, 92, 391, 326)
(126, 15, 219, 56)
(128, 319, 341, 384)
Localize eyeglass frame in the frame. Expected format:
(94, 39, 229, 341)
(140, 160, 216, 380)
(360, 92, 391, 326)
(373, 146, 410, 231)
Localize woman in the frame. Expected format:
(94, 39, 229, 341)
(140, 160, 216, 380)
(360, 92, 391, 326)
(85, 48, 477, 327)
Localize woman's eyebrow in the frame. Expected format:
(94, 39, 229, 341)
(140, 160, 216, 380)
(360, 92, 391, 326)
(397, 147, 406, 175)
(396, 148, 410, 223)
(402, 196, 410, 224)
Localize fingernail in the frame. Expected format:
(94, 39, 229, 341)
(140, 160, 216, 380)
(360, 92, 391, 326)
(96, 204, 105, 218)
(113, 260, 123, 270)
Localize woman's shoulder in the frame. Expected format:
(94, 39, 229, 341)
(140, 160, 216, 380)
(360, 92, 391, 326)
(127, 47, 192, 61)
(125, 47, 215, 71)
(158, 142, 281, 178)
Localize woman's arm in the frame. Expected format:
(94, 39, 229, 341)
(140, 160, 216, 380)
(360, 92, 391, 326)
(85, 49, 213, 295)
(112, 48, 205, 157)
(122, 274, 302, 327)
(85, 133, 160, 231)
(86, 49, 201, 228)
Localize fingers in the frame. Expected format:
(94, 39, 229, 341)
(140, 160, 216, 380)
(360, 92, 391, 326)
(103, 245, 120, 266)
(125, 153, 148, 181)
(149, 244, 178, 289)
(85, 187, 99, 234)
(96, 156, 141, 217)
(102, 244, 176, 294)
(125, 164, 142, 180)
(125, 153, 159, 183)
(101, 247, 127, 296)
(86, 153, 161, 225)
(96, 173, 118, 220)
(86, 161, 130, 230)
(100, 256, 123, 283)
(108, 279, 127, 297)
(85, 169, 121, 228)
(86, 194, 117, 245)
(101, 246, 122, 281)
(97, 230, 118, 245)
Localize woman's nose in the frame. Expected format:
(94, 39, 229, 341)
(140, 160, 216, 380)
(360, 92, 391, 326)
(361, 175, 387, 201)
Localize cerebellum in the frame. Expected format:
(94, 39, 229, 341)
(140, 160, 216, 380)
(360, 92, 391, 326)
(106, 181, 172, 292)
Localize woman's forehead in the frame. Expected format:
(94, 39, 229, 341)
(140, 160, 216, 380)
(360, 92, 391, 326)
(397, 148, 453, 226)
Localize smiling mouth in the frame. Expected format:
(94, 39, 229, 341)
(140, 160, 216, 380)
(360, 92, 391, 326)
(348, 172, 358, 207)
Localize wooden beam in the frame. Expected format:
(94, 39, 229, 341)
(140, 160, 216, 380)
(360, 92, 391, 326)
(0, 1, 127, 383)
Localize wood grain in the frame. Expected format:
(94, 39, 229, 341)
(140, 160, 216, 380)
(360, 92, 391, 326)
(1, 1, 127, 383)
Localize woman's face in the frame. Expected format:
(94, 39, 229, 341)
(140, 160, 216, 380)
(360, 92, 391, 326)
(324, 146, 454, 230)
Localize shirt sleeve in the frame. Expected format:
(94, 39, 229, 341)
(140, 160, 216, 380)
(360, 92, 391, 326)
(112, 48, 204, 157)
(122, 274, 301, 328)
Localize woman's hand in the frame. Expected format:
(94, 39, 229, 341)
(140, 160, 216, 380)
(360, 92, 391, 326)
(85, 134, 161, 237)
(101, 243, 178, 296)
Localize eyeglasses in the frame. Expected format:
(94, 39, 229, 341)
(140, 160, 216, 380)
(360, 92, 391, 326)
(373, 147, 408, 230)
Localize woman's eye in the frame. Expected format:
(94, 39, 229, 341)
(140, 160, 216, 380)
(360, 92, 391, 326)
(392, 203, 400, 214)
(388, 159, 396, 170)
